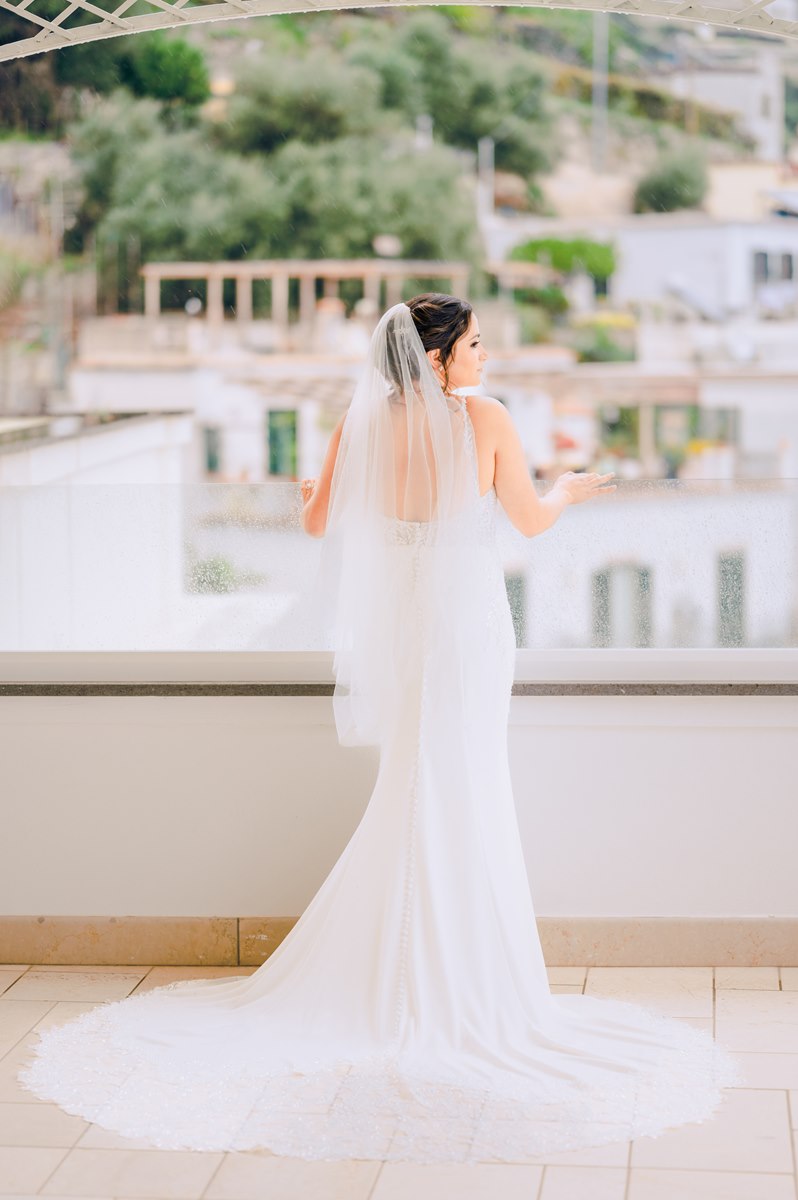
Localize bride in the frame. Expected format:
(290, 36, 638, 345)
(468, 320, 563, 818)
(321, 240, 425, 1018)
(18, 294, 740, 1163)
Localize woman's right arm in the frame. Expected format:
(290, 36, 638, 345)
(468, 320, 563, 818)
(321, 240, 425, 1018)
(489, 398, 616, 537)
(300, 412, 347, 538)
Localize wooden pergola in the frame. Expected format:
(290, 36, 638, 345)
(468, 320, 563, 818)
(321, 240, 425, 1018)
(485, 260, 563, 290)
(140, 259, 471, 326)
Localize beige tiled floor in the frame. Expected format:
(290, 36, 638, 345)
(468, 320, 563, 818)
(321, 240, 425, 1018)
(1, 965, 797, 1200)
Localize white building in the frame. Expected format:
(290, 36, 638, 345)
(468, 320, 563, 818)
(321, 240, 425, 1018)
(483, 212, 798, 319)
(66, 316, 363, 484)
(659, 39, 785, 163)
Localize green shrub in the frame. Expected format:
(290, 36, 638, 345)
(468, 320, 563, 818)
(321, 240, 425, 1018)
(786, 79, 798, 138)
(516, 303, 552, 344)
(188, 555, 238, 593)
(0, 251, 36, 312)
(573, 326, 635, 363)
(509, 236, 616, 282)
(512, 283, 569, 316)
(344, 13, 555, 178)
(551, 64, 743, 143)
(119, 34, 210, 107)
(633, 149, 707, 213)
(222, 53, 381, 154)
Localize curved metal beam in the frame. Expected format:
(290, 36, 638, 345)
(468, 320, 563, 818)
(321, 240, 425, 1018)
(0, 0, 795, 64)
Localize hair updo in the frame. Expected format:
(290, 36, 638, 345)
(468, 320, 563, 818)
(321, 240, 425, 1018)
(407, 293, 473, 395)
(383, 292, 473, 399)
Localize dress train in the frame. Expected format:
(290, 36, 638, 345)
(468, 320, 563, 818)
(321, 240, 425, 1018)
(18, 480, 742, 1162)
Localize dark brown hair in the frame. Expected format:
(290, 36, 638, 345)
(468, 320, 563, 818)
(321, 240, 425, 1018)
(406, 293, 473, 395)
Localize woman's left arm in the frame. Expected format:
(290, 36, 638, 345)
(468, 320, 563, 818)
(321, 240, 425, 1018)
(300, 412, 347, 537)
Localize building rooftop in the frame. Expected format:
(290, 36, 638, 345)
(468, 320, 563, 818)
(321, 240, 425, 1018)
(0, 412, 190, 457)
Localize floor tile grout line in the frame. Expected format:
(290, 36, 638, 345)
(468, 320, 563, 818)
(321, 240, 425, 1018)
(623, 1136, 633, 1200)
(33, 1144, 72, 1195)
(198, 1148, 228, 1199)
(0, 965, 32, 997)
(712, 965, 717, 1040)
(365, 1159, 384, 1200)
(612, 1167, 798, 1175)
(787, 1090, 798, 1200)
(0, 996, 60, 1066)
(130, 965, 157, 996)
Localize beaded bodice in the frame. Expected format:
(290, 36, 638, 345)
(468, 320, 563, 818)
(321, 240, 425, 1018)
(386, 485, 496, 546)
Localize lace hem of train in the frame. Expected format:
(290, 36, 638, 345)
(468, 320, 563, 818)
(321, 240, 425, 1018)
(18, 982, 743, 1163)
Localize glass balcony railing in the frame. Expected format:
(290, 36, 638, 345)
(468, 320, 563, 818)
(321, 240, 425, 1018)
(0, 479, 796, 657)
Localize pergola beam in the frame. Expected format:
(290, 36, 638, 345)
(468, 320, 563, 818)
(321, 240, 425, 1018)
(0, 0, 795, 63)
(139, 259, 472, 280)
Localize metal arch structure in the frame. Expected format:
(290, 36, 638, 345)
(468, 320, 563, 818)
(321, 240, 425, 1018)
(0, 0, 797, 63)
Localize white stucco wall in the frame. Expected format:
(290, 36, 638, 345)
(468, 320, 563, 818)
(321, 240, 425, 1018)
(0, 412, 194, 486)
(484, 216, 798, 317)
(606, 222, 798, 314)
(1, 691, 795, 920)
(0, 417, 195, 652)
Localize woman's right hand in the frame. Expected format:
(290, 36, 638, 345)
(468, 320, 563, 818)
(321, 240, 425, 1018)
(554, 470, 616, 505)
(301, 478, 317, 505)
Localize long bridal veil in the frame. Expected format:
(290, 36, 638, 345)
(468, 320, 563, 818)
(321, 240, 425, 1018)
(17, 301, 742, 1162)
(312, 300, 482, 748)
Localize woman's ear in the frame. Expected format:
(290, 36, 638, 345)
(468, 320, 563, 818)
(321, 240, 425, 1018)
(426, 347, 442, 373)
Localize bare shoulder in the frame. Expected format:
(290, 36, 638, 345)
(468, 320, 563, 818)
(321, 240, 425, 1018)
(464, 394, 512, 441)
(464, 394, 507, 422)
(465, 394, 505, 415)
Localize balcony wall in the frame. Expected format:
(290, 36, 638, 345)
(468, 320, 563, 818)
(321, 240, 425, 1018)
(2, 479, 797, 964)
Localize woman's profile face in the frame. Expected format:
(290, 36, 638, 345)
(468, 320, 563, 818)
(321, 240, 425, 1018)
(432, 312, 489, 391)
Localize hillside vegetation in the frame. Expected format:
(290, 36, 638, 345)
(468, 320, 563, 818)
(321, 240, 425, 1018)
(0, 8, 757, 289)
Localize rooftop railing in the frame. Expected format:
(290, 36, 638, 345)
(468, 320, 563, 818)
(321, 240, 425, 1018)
(1, 479, 797, 686)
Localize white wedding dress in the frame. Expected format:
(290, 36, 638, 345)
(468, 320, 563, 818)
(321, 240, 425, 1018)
(18, 401, 741, 1163)
(18, 405, 739, 1161)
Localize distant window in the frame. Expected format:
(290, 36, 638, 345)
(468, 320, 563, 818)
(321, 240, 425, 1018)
(592, 563, 652, 648)
(780, 253, 794, 282)
(698, 407, 736, 442)
(0, 178, 13, 215)
(761, 92, 771, 119)
(753, 251, 769, 285)
(267, 410, 298, 477)
(203, 426, 221, 475)
(717, 551, 745, 647)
